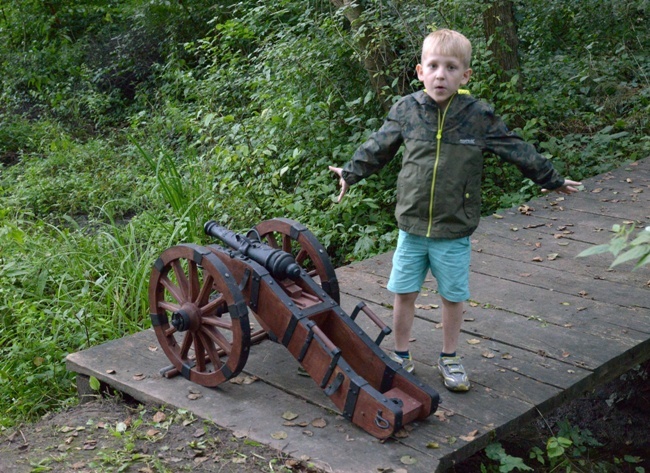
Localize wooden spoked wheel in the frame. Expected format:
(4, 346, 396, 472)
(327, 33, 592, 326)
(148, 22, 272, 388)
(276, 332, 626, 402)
(251, 218, 340, 303)
(149, 244, 250, 387)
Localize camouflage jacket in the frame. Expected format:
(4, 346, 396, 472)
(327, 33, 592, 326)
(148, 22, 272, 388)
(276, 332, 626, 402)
(341, 90, 564, 239)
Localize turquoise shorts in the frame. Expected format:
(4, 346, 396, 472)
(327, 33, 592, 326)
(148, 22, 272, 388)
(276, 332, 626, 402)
(387, 230, 471, 302)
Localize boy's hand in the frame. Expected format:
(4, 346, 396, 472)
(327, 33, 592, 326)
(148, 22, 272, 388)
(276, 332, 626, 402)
(328, 166, 349, 202)
(543, 179, 582, 195)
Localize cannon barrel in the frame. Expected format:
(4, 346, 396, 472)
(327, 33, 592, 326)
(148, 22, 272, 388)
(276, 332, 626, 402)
(204, 220, 301, 280)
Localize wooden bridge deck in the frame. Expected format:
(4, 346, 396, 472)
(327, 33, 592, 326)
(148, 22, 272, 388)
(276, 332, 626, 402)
(67, 158, 650, 472)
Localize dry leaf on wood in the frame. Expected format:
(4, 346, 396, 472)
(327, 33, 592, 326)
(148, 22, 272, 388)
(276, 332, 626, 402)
(311, 418, 327, 428)
(282, 411, 299, 421)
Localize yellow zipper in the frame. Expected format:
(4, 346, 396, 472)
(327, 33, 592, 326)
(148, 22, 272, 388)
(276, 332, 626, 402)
(427, 95, 455, 237)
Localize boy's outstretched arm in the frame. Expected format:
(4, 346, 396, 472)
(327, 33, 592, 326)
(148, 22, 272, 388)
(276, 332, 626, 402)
(328, 166, 350, 203)
(543, 179, 582, 195)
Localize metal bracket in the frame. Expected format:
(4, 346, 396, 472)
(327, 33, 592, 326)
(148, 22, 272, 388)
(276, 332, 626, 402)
(320, 348, 342, 389)
(297, 321, 316, 362)
(324, 372, 345, 396)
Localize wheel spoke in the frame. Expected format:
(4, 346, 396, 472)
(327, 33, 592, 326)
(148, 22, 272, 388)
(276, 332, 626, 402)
(198, 330, 223, 369)
(158, 300, 180, 313)
(281, 234, 292, 253)
(194, 334, 206, 372)
(265, 233, 279, 249)
(202, 315, 233, 330)
(164, 326, 177, 337)
(202, 325, 233, 356)
(199, 294, 226, 317)
(160, 275, 184, 304)
(188, 260, 201, 302)
(195, 273, 214, 305)
(179, 332, 193, 359)
(295, 248, 309, 265)
(170, 260, 190, 300)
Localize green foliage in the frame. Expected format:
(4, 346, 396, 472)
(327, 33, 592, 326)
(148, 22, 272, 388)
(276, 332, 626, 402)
(484, 442, 533, 472)
(483, 420, 645, 473)
(577, 224, 650, 269)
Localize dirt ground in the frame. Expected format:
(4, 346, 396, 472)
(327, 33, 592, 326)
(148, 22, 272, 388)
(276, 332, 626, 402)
(1, 361, 649, 473)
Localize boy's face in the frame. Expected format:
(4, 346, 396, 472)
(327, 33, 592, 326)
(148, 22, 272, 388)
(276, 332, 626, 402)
(417, 50, 471, 108)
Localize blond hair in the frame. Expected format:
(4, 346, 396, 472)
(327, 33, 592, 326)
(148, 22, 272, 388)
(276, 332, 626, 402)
(422, 29, 472, 69)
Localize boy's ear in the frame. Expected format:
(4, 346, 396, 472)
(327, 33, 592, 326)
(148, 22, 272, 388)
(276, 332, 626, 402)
(416, 63, 424, 80)
(461, 68, 472, 84)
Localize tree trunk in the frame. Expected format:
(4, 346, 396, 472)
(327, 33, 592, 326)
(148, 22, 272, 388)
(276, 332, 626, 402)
(329, 0, 396, 111)
(482, 0, 520, 82)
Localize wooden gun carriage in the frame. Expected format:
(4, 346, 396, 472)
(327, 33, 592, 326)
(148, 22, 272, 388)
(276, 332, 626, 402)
(148, 218, 439, 439)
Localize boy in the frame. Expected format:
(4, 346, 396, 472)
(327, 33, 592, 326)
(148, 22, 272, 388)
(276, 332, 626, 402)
(328, 29, 581, 392)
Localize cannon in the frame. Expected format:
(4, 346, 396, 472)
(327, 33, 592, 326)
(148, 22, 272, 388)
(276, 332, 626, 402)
(149, 218, 439, 439)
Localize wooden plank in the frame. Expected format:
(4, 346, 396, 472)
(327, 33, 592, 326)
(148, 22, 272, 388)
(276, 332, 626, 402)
(471, 250, 650, 311)
(66, 329, 447, 473)
(473, 223, 650, 289)
(335, 268, 648, 377)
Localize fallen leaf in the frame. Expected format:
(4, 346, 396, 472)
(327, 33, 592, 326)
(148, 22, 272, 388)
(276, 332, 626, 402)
(282, 411, 299, 421)
(547, 253, 559, 261)
(302, 430, 313, 437)
(501, 353, 513, 360)
(459, 429, 479, 441)
(467, 339, 481, 345)
(133, 373, 146, 381)
(482, 351, 495, 359)
(492, 214, 504, 219)
(106, 369, 116, 375)
(147, 345, 158, 352)
(426, 442, 440, 449)
(394, 428, 409, 439)
(187, 393, 202, 400)
(82, 441, 97, 450)
(400, 455, 417, 465)
(532, 256, 543, 262)
(146, 429, 160, 437)
(311, 418, 327, 428)
(416, 304, 439, 310)
(271, 431, 288, 440)
(153, 411, 166, 423)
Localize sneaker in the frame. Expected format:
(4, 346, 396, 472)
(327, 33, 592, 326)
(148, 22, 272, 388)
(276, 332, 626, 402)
(388, 351, 415, 374)
(438, 356, 470, 392)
